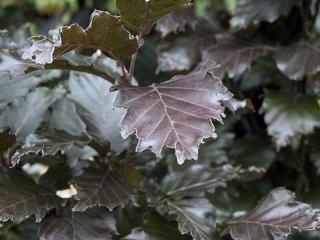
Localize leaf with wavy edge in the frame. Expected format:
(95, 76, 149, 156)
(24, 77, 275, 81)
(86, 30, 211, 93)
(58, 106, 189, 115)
(117, 0, 191, 35)
(22, 10, 138, 64)
(166, 198, 215, 240)
(228, 188, 320, 240)
(0, 169, 62, 223)
(156, 7, 197, 38)
(114, 63, 233, 164)
(72, 167, 133, 212)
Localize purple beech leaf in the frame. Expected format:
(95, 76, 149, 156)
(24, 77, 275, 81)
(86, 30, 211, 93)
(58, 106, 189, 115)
(202, 42, 274, 79)
(275, 39, 320, 80)
(114, 63, 233, 164)
(261, 91, 320, 149)
(0, 127, 16, 152)
(0, 169, 63, 223)
(231, 0, 301, 28)
(156, 7, 198, 38)
(117, 0, 191, 35)
(22, 10, 138, 65)
(40, 205, 117, 240)
(228, 188, 320, 240)
(72, 167, 133, 212)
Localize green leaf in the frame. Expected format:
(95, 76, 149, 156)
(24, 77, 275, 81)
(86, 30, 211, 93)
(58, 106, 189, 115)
(39, 206, 116, 240)
(261, 91, 320, 149)
(0, 128, 16, 153)
(72, 167, 133, 212)
(117, 0, 191, 35)
(67, 72, 127, 153)
(228, 188, 320, 240)
(166, 198, 215, 240)
(22, 10, 138, 64)
(0, 169, 62, 223)
(161, 164, 239, 198)
(231, 0, 301, 28)
(155, 7, 197, 38)
(122, 212, 191, 240)
(0, 87, 65, 140)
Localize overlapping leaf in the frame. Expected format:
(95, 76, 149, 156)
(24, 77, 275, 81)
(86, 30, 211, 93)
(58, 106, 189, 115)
(22, 10, 138, 65)
(0, 87, 64, 140)
(261, 91, 320, 149)
(156, 7, 197, 38)
(114, 62, 233, 164)
(0, 169, 62, 223)
(202, 42, 274, 79)
(231, 0, 301, 28)
(275, 39, 320, 80)
(0, 128, 16, 153)
(72, 167, 133, 212)
(166, 198, 215, 240)
(67, 72, 127, 153)
(161, 164, 239, 198)
(39, 206, 116, 240)
(228, 188, 320, 240)
(117, 0, 191, 35)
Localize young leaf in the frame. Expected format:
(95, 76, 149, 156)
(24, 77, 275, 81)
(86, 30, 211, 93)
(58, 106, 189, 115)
(0, 169, 62, 223)
(161, 164, 239, 198)
(117, 0, 191, 35)
(67, 72, 127, 153)
(202, 42, 273, 79)
(166, 198, 215, 240)
(275, 39, 320, 80)
(0, 87, 65, 140)
(72, 167, 133, 212)
(22, 10, 138, 64)
(231, 0, 301, 28)
(114, 63, 233, 164)
(261, 91, 320, 149)
(228, 188, 320, 240)
(39, 206, 116, 240)
(156, 7, 197, 38)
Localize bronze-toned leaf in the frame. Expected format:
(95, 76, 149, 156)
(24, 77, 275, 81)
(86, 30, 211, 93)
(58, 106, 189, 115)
(114, 62, 233, 164)
(22, 10, 138, 64)
(156, 7, 197, 38)
(0, 169, 62, 223)
(117, 0, 191, 35)
(72, 167, 133, 212)
(0, 128, 16, 152)
(228, 188, 320, 240)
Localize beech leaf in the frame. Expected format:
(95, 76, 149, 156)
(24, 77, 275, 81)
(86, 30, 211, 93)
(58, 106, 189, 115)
(156, 7, 197, 38)
(40, 206, 116, 240)
(22, 10, 138, 64)
(275, 39, 320, 80)
(72, 167, 133, 212)
(202, 42, 273, 79)
(228, 188, 320, 240)
(114, 63, 233, 164)
(0, 169, 62, 223)
(261, 91, 320, 149)
(0, 128, 16, 152)
(117, 0, 191, 35)
(231, 0, 301, 28)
